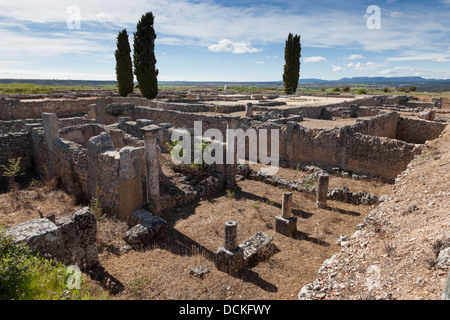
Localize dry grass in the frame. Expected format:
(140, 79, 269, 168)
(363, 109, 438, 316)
(100, 178, 381, 300)
(0, 165, 389, 300)
(0, 183, 77, 228)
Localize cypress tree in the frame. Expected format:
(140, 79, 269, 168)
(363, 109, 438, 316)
(133, 12, 158, 99)
(283, 33, 301, 94)
(115, 29, 134, 97)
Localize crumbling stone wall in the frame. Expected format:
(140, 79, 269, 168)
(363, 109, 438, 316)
(396, 118, 447, 144)
(0, 131, 33, 173)
(343, 131, 423, 180)
(53, 138, 89, 201)
(352, 111, 399, 139)
(1, 98, 94, 120)
(6, 207, 98, 269)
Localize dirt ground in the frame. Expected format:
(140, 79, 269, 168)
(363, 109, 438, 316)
(0, 169, 389, 300)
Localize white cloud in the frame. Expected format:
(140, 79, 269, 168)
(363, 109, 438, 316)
(346, 61, 385, 70)
(346, 54, 364, 60)
(303, 56, 328, 63)
(332, 65, 345, 72)
(255, 61, 264, 65)
(208, 39, 260, 54)
(386, 54, 450, 62)
(390, 11, 404, 18)
(380, 66, 450, 79)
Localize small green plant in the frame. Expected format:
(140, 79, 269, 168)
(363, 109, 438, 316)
(332, 87, 340, 92)
(409, 86, 417, 92)
(89, 197, 105, 222)
(357, 88, 367, 94)
(166, 140, 184, 160)
(0, 157, 24, 191)
(130, 270, 149, 298)
(252, 202, 261, 211)
(383, 87, 389, 93)
(302, 176, 317, 191)
(342, 86, 350, 92)
(226, 189, 235, 199)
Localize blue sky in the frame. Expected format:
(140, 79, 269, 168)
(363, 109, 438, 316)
(0, 0, 449, 81)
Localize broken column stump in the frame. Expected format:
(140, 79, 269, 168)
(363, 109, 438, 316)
(215, 221, 245, 275)
(316, 173, 330, 209)
(275, 192, 297, 237)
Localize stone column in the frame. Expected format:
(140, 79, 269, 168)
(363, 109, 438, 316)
(225, 117, 239, 189)
(275, 192, 297, 237)
(245, 103, 253, 117)
(281, 192, 293, 219)
(42, 113, 60, 178)
(119, 146, 144, 223)
(215, 220, 244, 274)
(224, 220, 238, 251)
(96, 98, 107, 124)
(141, 124, 161, 216)
(316, 173, 329, 209)
(285, 121, 296, 162)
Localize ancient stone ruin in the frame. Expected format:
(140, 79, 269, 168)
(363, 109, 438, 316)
(1, 90, 447, 287)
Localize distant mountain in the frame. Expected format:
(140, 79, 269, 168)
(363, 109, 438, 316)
(299, 76, 450, 84)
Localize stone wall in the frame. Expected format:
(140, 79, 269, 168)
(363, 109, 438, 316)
(53, 138, 89, 202)
(352, 111, 399, 139)
(134, 106, 250, 135)
(0, 98, 94, 120)
(396, 118, 448, 144)
(343, 131, 423, 180)
(6, 207, 98, 269)
(0, 131, 33, 173)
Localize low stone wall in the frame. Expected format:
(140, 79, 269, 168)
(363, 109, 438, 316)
(0, 131, 33, 173)
(0, 98, 94, 120)
(352, 111, 399, 139)
(6, 207, 98, 269)
(396, 118, 448, 144)
(343, 131, 423, 180)
(134, 106, 250, 134)
(53, 138, 89, 201)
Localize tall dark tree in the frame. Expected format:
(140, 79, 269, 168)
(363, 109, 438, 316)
(115, 29, 134, 97)
(283, 33, 301, 94)
(133, 12, 158, 99)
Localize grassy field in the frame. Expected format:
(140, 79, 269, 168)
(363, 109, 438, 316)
(0, 83, 108, 94)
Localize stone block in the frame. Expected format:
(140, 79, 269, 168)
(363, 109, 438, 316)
(215, 246, 245, 275)
(123, 211, 167, 248)
(275, 215, 297, 237)
(238, 231, 274, 266)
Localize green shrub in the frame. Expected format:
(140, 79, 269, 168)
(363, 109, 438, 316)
(0, 227, 97, 300)
(333, 87, 341, 92)
(357, 88, 367, 94)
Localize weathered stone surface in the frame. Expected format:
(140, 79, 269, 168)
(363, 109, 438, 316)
(6, 207, 98, 268)
(122, 212, 167, 248)
(6, 218, 62, 255)
(275, 215, 297, 237)
(189, 265, 210, 279)
(437, 247, 450, 269)
(215, 246, 245, 275)
(238, 231, 274, 266)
